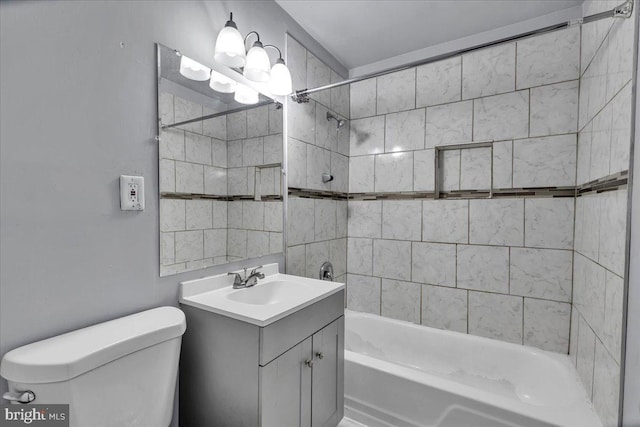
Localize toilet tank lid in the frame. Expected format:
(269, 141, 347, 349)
(0, 306, 186, 384)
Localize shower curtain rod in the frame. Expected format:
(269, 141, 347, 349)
(161, 100, 273, 129)
(291, 0, 634, 103)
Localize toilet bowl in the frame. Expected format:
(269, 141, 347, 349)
(0, 306, 186, 427)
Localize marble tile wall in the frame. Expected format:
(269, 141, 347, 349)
(349, 27, 580, 194)
(285, 35, 350, 280)
(344, 25, 632, 427)
(226, 104, 283, 197)
(286, 36, 350, 193)
(226, 200, 284, 262)
(159, 93, 284, 275)
(160, 199, 283, 274)
(569, 2, 635, 424)
(159, 93, 229, 196)
(284, 10, 633, 426)
(287, 197, 348, 283)
(160, 94, 283, 199)
(346, 197, 574, 352)
(344, 26, 583, 354)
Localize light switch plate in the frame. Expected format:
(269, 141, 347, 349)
(120, 175, 145, 211)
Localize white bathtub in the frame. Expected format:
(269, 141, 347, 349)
(344, 310, 602, 427)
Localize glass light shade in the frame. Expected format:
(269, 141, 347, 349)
(179, 55, 211, 81)
(209, 69, 237, 93)
(268, 60, 293, 96)
(243, 43, 271, 82)
(214, 25, 246, 68)
(234, 84, 259, 105)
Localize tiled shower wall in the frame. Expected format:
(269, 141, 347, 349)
(345, 26, 581, 353)
(225, 105, 284, 264)
(282, 6, 633, 425)
(159, 92, 283, 275)
(569, 1, 635, 425)
(285, 35, 350, 282)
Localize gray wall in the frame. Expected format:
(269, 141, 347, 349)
(0, 0, 343, 400)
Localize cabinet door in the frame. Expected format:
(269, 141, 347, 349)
(312, 317, 344, 427)
(260, 336, 312, 427)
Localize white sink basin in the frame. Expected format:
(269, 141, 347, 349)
(179, 264, 345, 326)
(226, 280, 313, 305)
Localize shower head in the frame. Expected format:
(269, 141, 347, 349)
(326, 111, 347, 130)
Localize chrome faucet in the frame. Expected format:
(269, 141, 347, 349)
(228, 266, 265, 289)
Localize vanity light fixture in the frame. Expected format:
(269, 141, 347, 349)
(213, 13, 246, 68)
(265, 46, 293, 96)
(234, 83, 259, 105)
(212, 12, 293, 95)
(180, 13, 293, 97)
(179, 54, 211, 81)
(209, 69, 237, 93)
(243, 32, 271, 82)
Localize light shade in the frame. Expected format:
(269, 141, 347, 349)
(268, 59, 293, 96)
(243, 41, 271, 82)
(179, 55, 211, 81)
(209, 69, 237, 93)
(214, 15, 246, 68)
(234, 84, 259, 105)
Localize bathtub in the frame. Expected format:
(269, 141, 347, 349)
(344, 310, 602, 427)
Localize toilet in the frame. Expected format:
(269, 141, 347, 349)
(0, 306, 186, 427)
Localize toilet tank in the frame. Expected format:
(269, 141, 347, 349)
(0, 306, 186, 427)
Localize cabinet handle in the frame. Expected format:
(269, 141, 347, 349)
(305, 359, 314, 368)
(315, 352, 324, 360)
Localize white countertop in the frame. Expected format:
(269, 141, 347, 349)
(179, 264, 345, 327)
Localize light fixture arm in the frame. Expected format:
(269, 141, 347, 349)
(244, 31, 261, 46)
(263, 45, 284, 61)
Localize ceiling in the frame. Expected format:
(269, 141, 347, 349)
(275, 0, 584, 72)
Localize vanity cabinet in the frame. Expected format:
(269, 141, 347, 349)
(180, 290, 344, 427)
(261, 318, 343, 427)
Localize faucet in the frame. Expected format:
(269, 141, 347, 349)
(319, 261, 334, 281)
(228, 266, 265, 289)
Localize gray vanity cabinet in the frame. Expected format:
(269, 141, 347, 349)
(260, 317, 344, 427)
(311, 319, 344, 427)
(260, 336, 312, 427)
(180, 290, 345, 427)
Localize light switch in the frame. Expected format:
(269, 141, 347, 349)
(120, 175, 145, 211)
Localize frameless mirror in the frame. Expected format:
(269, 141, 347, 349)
(157, 44, 284, 277)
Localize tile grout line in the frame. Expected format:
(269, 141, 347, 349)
(522, 296, 525, 345)
(343, 270, 573, 304)
(350, 77, 583, 123)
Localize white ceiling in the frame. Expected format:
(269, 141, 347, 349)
(276, 0, 584, 72)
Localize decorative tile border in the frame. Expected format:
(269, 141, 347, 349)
(288, 188, 349, 200)
(289, 170, 628, 202)
(576, 171, 628, 196)
(161, 192, 283, 202)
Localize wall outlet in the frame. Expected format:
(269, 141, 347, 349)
(120, 175, 145, 211)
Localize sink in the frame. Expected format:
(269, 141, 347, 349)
(226, 281, 312, 305)
(179, 264, 345, 326)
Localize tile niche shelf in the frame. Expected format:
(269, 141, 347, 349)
(434, 141, 494, 200)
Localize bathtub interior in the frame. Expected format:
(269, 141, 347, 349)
(345, 310, 580, 407)
(343, 310, 602, 427)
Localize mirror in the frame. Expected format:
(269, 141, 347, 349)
(157, 44, 284, 277)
